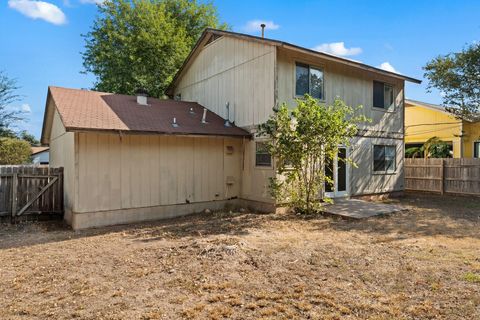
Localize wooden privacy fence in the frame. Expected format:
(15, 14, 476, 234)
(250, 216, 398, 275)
(0, 166, 63, 221)
(405, 158, 480, 195)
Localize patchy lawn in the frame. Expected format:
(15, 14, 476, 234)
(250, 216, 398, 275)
(1, 193, 479, 319)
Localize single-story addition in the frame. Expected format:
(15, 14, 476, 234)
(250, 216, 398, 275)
(41, 86, 250, 229)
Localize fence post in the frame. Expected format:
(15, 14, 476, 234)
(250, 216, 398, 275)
(11, 172, 18, 222)
(440, 159, 445, 195)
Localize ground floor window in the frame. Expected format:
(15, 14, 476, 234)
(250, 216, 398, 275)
(255, 142, 272, 167)
(373, 145, 396, 173)
(474, 142, 480, 158)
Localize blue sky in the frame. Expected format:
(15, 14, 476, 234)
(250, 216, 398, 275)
(1, 0, 479, 139)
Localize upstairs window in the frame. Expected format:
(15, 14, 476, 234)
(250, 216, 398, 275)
(295, 63, 324, 100)
(373, 145, 396, 173)
(255, 142, 272, 167)
(373, 81, 394, 109)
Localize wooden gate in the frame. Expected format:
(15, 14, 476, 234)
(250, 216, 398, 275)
(0, 166, 63, 221)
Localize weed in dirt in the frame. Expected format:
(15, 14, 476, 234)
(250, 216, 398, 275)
(463, 272, 480, 283)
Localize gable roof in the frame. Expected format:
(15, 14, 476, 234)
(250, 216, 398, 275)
(405, 99, 480, 123)
(166, 28, 421, 95)
(41, 86, 250, 144)
(405, 99, 450, 114)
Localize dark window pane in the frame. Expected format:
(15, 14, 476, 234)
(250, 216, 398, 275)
(475, 142, 480, 158)
(256, 154, 272, 166)
(310, 67, 323, 99)
(374, 160, 385, 172)
(385, 159, 395, 172)
(325, 157, 334, 192)
(384, 84, 394, 109)
(296, 64, 309, 96)
(374, 145, 385, 161)
(373, 81, 385, 108)
(256, 142, 271, 167)
(385, 146, 396, 172)
(373, 145, 385, 172)
(337, 148, 347, 192)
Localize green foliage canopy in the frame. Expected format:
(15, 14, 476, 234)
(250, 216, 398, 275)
(82, 0, 227, 98)
(424, 43, 480, 118)
(19, 130, 40, 146)
(0, 138, 31, 165)
(405, 136, 452, 159)
(258, 95, 368, 214)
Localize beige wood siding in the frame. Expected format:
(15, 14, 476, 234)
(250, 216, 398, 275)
(75, 133, 242, 213)
(276, 48, 406, 196)
(174, 36, 276, 128)
(48, 108, 75, 214)
(349, 137, 404, 196)
(241, 140, 275, 203)
(276, 48, 405, 135)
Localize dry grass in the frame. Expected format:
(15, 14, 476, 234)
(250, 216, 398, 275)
(1, 193, 479, 319)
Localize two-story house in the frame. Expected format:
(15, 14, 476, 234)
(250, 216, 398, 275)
(42, 28, 420, 229)
(167, 28, 421, 205)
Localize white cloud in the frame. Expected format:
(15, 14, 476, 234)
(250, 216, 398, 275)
(21, 103, 32, 113)
(8, 0, 67, 25)
(377, 62, 398, 73)
(313, 42, 362, 57)
(241, 20, 279, 33)
(79, 0, 104, 4)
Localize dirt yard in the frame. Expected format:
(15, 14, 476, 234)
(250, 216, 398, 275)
(1, 193, 479, 319)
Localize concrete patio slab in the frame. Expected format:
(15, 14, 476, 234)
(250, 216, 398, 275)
(322, 198, 406, 219)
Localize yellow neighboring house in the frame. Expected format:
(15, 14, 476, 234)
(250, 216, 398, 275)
(405, 99, 480, 158)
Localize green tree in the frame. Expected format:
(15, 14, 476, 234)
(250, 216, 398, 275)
(424, 43, 480, 118)
(19, 130, 40, 146)
(0, 71, 23, 134)
(258, 95, 368, 214)
(82, 0, 227, 98)
(405, 137, 452, 159)
(0, 138, 31, 165)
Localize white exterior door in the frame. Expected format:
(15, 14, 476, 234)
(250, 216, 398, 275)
(325, 147, 349, 198)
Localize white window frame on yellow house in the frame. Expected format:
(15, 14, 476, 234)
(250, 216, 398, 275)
(473, 141, 480, 158)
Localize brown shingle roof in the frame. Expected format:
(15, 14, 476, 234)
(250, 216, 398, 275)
(31, 147, 49, 155)
(48, 86, 250, 137)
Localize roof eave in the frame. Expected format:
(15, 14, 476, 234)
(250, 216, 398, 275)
(40, 87, 53, 145)
(64, 127, 251, 138)
(167, 28, 422, 93)
(279, 43, 422, 84)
